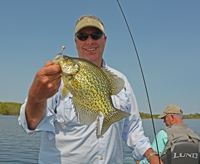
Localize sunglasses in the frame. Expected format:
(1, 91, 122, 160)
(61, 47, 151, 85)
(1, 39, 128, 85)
(76, 32, 104, 41)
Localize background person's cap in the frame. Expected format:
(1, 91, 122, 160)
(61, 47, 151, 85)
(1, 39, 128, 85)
(158, 104, 182, 119)
(75, 17, 105, 34)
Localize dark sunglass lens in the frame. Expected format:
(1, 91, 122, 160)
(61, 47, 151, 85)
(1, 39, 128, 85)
(77, 33, 103, 41)
(91, 33, 103, 40)
(77, 33, 88, 41)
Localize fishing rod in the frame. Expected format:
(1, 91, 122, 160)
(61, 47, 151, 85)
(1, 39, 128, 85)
(116, 0, 161, 163)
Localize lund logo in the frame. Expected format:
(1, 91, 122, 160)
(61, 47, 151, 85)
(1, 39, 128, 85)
(174, 153, 198, 159)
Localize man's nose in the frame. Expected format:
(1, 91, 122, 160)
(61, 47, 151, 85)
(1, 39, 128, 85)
(86, 36, 94, 44)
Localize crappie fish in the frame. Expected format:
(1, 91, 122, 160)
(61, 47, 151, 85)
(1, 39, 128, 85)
(53, 53, 131, 136)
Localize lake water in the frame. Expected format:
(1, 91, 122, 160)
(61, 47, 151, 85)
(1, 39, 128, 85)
(0, 115, 200, 164)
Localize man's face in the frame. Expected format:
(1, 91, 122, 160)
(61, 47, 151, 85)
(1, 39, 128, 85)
(75, 27, 107, 67)
(163, 114, 173, 127)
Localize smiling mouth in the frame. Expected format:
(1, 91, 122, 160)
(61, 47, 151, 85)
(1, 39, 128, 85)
(85, 48, 97, 51)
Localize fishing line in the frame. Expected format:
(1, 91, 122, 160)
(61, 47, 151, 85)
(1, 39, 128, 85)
(116, 0, 161, 162)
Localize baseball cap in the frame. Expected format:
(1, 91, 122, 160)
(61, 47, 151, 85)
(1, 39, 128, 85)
(158, 104, 182, 119)
(75, 16, 105, 34)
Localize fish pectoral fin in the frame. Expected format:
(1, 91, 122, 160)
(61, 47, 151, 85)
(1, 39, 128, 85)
(72, 97, 99, 125)
(70, 77, 82, 89)
(61, 86, 70, 100)
(100, 108, 131, 136)
(101, 68, 124, 95)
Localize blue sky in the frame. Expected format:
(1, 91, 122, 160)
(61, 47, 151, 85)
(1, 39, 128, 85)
(0, 0, 199, 114)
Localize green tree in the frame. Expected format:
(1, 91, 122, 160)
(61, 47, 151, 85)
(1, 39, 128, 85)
(0, 104, 11, 115)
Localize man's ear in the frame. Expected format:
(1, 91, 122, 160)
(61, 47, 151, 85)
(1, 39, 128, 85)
(171, 114, 175, 121)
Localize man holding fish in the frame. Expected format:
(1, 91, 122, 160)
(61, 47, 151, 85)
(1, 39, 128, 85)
(19, 15, 162, 164)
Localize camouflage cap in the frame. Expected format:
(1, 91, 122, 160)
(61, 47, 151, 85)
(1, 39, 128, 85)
(158, 104, 182, 119)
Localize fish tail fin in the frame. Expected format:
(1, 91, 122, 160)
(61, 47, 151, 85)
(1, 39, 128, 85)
(99, 109, 131, 137)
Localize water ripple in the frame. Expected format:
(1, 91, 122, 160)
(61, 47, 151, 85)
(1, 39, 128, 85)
(0, 116, 41, 164)
(1, 115, 199, 164)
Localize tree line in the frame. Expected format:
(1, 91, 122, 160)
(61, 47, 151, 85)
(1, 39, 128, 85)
(0, 102, 200, 119)
(0, 102, 22, 115)
(140, 112, 200, 119)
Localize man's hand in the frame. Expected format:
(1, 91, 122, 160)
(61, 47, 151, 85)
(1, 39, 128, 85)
(25, 61, 62, 130)
(136, 160, 141, 164)
(28, 61, 62, 103)
(144, 148, 163, 164)
(148, 155, 163, 164)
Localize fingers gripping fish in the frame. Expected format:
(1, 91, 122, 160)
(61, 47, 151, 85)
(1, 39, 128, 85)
(53, 53, 131, 137)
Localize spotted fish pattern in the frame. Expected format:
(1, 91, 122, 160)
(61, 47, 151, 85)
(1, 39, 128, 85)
(53, 53, 131, 136)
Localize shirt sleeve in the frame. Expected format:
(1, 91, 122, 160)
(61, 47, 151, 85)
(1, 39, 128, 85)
(18, 94, 58, 140)
(122, 80, 152, 161)
(139, 130, 168, 164)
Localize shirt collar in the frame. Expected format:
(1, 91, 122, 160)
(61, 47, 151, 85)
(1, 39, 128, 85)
(102, 59, 108, 69)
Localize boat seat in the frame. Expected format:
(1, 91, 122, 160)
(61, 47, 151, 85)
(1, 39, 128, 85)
(161, 141, 200, 164)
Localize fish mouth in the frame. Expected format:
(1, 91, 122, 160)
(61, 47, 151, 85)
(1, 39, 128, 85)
(52, 53, 64, 64)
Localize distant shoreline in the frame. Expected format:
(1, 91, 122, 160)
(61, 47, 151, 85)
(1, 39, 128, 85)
(140, 118, 200, 119)
(1, 115, 200, 120)
(139, 112, 200, 119)
(1, 102, 200, 119)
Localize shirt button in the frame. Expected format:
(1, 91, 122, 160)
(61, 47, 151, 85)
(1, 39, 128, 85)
(62, 124, 66, 129)
(99, 114, 103, 117)
(100, 157, 103, 160)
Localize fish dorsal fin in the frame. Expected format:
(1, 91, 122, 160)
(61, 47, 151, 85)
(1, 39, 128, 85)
(72, 97, 99, 125)
(61, 86, 70, 100)
(101, 68, 124, 95)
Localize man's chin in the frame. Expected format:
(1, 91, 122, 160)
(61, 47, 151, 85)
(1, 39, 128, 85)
(85, 55, 98, 62)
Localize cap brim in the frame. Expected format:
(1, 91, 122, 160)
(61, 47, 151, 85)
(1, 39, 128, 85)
(158, 113, 167, 119)
(75, 18, 105, 34)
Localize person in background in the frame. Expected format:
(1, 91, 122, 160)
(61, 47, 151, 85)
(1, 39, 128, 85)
(18, 15, 162, 164)
(137, 104, 200, 164)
